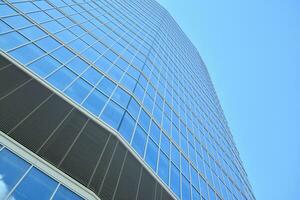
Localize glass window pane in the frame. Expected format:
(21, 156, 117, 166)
(65, 78, 92, 103)
(82, 89, 107, 116)
(181, 156, 190, 179)
(127, 98, 140, 120)
(0, 31, 28, 51)
(11, 167, 58, 200)
(145, 139, 158, 171)
(66, 57, 89, 75)
(112, 87, 130, 108)
(19, 26, 46, 41)
(52, 185, 83, 200)
(0, 4, 17, 17)
(158, 151, 169, 185)
(36, 36, 61, 52)
(138, 109, 150, 132)
(47, 67, 76, 91)
(3, 15, 32, 29)
(51, 46, 75, 64)
(170, 164, 180, 198)
(28, 55, 61, 78)
(131, 125, 147, 157)
(9, 43, 44, 64)
(0, 149, 30, 196)
(149, 121, 160, 144)
(160, 133, 170, 157)
(97, 76, 116, 97)
(182, 176, 191, 200)
(100, 100, 124, 129)
(118, 112, 135, 142)
(171, 144, 180, 167)
(82, 67, 103, 85)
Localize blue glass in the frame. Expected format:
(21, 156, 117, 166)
(160, 133, 170, 157)
(121, 73, 136, 92)
(66, 57, 89, 75)
(82, 67, 103, 85)
(118, 112, 135, 142)
(11, 167, 58, 200)
(158, 151, 169, 185)
(0, 32, 28, 51)
(134, 84, 144, 102)
(170, 164, 180, 198)
(138, 109, 150, 132)
(181, 156, 190, 179)
(83, 89, 107, 116)
(14, 2, 39, 13)
(199, 175, 209, 200)
(9, 43, 45, 64)
(51, 46, 75, 63)
(52, 185, 83, 200)
(97, 77, 116, 97)
(131, 125, 147, 157)
(171, 144, 180, 167)
(127, 98, 140, 120)
(0, 149, 30, 194)
(192, 186, 200, 200)
(19, 26, 46, 40)
(28, 55, 61, 78)
(0, 4, 17, 17)
(100, 100, 124, 129)
(191, 166, 199, 190)
(208, 185, 216, 200)
(182, 176, 191, 200)
(47, 67, 76, 91)
(149, 121, 160, 144)
(112, 87, 130, 108)
(42, 21, 64, 33)
(65, 78, 92, 103)
(0, 20, 12, 33)
(36, 36, 61, 52)
(172, 126, 180, 145)
(145, 139, 158, 171)
(3, 15, 32, 29)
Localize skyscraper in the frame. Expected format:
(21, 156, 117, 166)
(0, 0, 255, 199)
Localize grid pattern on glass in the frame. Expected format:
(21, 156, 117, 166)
(0, 145, 83, 200)
(0, 1, 255, 200)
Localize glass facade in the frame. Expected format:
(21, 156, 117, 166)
(0, 144, 83, 200)
(0, 0, 255, 200)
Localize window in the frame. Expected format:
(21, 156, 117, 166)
(160, 133, 170, 157)
(145, 139, 158, 171)
(0, 149, 30, 193)
(112, 87, 130, 108)
(47, 67, 76, 91)
(199, 175, 208, 200)
(127, 98, 140, 120)
(191, 166, 199, 190)
(3, 15, 32, 29)
(82, 67, 103, 85)
(170, 164, 180, 198)
(100, 100, 124, 129)
(51, 46, 75, 64)
(19, 26, 46, 40)
(97, 76, 116, 97)
(138, 109, 150, 132)
(82, 89, 107, 116)
(131, 125, 147, 157)
(0, 4, 17, 17)
(182, 176, 191, 200)
(36, 36, 61, 52)
(149, 121, 160, 144)
(9, 43, 45, 64)
(66, 57, 89, 75)
(181, 156, 190, 179)
(118, 112, 135, 142)
(28, 55, 61, 78)
(65, 78, 92, 103)
(158, 151, 169, 185)
(12, 167, 58, 200)
(171, 144, 180, 167)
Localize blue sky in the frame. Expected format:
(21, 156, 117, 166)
(157, 0, 300, 199)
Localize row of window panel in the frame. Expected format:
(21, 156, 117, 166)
(0, 147, 82, 200)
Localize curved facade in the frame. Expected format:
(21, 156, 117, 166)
(0, 0, 255, 200)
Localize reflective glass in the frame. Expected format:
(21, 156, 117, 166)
(47, 67, 76, 91)
(100, 100, 124, 129)
(28, 55, 61, 78)
(9, 43, 45, 64)
(65, 78, 92, 103)
(182, 176, 191, 200)
(119, 112, 135, 142)
(0, 31, 28, 51)
(145, 139, 158, 171)
(132, 125, 147, 157)
(0, 149, 30, 196)
(11, 167, 58, 200)
(158, 151, 169, 185)
(97, 76, 116, 97)
(82, 89, 107, 116)
(170, 164, 180, 198)
(112, 87, 130, 108)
